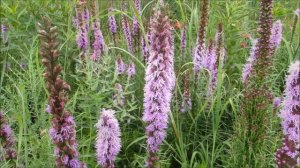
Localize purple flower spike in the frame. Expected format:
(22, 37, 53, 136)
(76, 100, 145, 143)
(116, 57, 126, 75)
(76, 7, 90, 51)
(270, 20, 282, 53)
(127, 62, 136, 78)
(45, 104, 52, 114)
(121, 3, 133, 53)
(242, 39, 258, 85)
(0, 111, 17, 161)
(132, 0, 141, 36)
(141, 31, 151, 63)
(83, 8, 90, 31)
(1, 24, 8, 33)
(273, 97, 281, 108)
(121, 16, 133, 53)
(108, 7, 117, 34)
(1, 24, 8, 44)
(193, 40, 207, 74)
(95, 109, 121, 168)
(142, 6, 175, 167)
(92, 21, 106, 61)
(276, 60, 300, 167)
(38, 18, 85, 167)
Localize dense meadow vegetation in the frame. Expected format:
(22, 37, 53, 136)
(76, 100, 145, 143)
(0, 0, 299, 167)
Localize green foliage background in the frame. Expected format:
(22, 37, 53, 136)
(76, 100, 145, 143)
(0, 0, 299, 167)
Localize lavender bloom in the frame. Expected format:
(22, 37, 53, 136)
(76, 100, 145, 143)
(1, 24, 8, 33)
(108, 7, 117, 34)
(270, 20, 282, 53)
(116, 57, 126, 75)
(73, 8, 80, 29)
(193, 41, 207, 73)
(38, 18, 85, 167)
(242, 39, 258, 84)
(279, 60, 300, 144)
(208, 24, 225, 93)
(83, 8, 90, 31)
(76, 26, 89, 51)
(193, 0, 209, 75)
(121, 16, 133, 53)
(0, 111, 17, 160)
(242, 21, 282, 85)
(73, 16, 79, 29)
(45, 104, 52, 114)
(76, 7, 89, 51)
(141, 31, 151, 63)
(180, 26, 186, 57)
(273, 97, 281, 108)
(95, 109, 121, 168)
(113, 83, 125, 107)
(1, 24, 8, 44)
(276, 60, 300, 167)
(132, 0, 141, 36)
(295, 9, 300, 17)
(142, 7, 175, 167)
(92, 21, 106, 61)
(127, 62, 136, 78)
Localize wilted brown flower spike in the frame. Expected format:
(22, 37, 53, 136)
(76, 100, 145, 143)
(38, 18, 86, 168)
(252, 0, 273, 81)
(198, 0, 209, 46)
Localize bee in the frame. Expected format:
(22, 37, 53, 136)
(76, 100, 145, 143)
(241, 33, 251, 39)
(173, 20, 184, 30)
(240, 42, 248, 48)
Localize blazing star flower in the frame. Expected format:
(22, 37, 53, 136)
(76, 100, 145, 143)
(92, 21, 106, 61)
(127, 62, 136, 78)
(1, 24, 8, 45)
(141, 31, 151, 63)
(76, 7, 90, 51)
(122, 16, 133, 53)
(108, 7, 117, 34)
(1, 24, 7, 33)
(242, 38, 258, 84)
(95, 109, 121, 168)
(270, 20, 282, 54)
(142, 6, 175, 167)
(0, 111, 17, 161)
(38, 18, 85, 167)
(83, 8, 89, 31)
(276, 60, 300, 167)
(121, 3, 133, 53)
(193, 40, 207, 74)
(116, 57, 126, 75)
(132, 0, 141, 36)
(242, 20, 282, 85)
(273, 97, 281, 108)
(193, 0, 209, 75)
